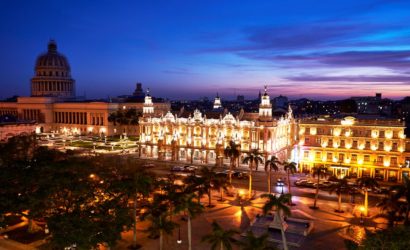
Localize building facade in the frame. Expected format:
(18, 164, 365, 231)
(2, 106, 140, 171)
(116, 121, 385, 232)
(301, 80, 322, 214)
(298, 116, 410, 181)
(0, 41, 170, 136)
(138, 88, 298, 166)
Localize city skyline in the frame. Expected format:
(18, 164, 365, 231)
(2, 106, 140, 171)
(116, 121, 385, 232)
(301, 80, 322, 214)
(1, 1, 410, 100)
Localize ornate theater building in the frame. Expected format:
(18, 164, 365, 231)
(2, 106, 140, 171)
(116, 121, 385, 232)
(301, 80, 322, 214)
(138, 87, 298, 166)
(298, 116, 410, 181)
(0, 40, 169, 136)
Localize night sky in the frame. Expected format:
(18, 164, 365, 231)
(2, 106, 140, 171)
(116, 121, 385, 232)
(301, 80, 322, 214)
(1, 0, 410, 100)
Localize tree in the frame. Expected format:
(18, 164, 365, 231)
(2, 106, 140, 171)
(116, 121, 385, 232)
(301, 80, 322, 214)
(265, 156, 280, 194)
(261, 194, 291, 250)
(357, 177, 379, 216)
(144, 195, 178, 250)
(119, 167, 155, 249)
(45, 158, 133, 249)
(185, 174, 207, 204)
(199, 166, 218, 207)
(283, 161, 297, 205)
(239, 231, 276, 250)
(346, 226, 410, 249)
(261, 193, 291, 250)
(175, 193, 204, 250)
(311, 166, 328, 209)
(202, 220, 239, 250)
(213, 175, 231, 202)
(328, 176, 349, 213)
(224, 140, 241, 184)
(390, 176, 410, 225)
(242, 150, 264, 199)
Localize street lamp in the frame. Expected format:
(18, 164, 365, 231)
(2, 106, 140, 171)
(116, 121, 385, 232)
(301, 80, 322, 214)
(281, 185, 284, 194)
(359, 206, 365, 224)
(177, 227, 182, 244)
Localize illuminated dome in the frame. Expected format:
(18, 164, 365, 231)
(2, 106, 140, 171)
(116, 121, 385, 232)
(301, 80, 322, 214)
(31, 40, 75, 97)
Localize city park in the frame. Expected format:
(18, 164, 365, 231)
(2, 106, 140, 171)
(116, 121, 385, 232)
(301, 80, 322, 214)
(1, 134, 410, 250)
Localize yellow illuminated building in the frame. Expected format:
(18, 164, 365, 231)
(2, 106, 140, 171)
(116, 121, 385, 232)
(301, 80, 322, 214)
(138, 88, 297, 166)
(298, 116, 410, 181)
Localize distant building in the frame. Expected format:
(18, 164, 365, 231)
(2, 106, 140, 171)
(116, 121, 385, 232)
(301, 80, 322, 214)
(351, 93, 392, 115)
(213, 93, 222, 110)
(0, 115, 36, 142)
(273, 95, 288, 109)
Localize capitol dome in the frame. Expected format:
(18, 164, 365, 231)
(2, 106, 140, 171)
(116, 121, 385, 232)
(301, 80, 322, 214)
(31, 40, 75, 98)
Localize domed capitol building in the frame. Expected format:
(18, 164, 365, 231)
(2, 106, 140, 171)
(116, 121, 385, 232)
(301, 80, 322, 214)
(0, 40, 409, 182)
(0, 40, 169, 135)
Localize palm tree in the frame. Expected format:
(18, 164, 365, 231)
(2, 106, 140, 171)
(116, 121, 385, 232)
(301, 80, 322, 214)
(283, 161, 297, 205)
(391, 176, 410, 225)
(261, 193, 291, 250)
(185, 174, 207, 204)
(357, 177, 379, 216)
(265, 156, 280, 194)
(213, 175, 231, 202)
(242, 150, 264, 199)
(175, 193, 204, 250)
(311, 166, 328, 209)
(144, 195, 178, 250)
(239, 231, 276, 250)
(328, 176, 349, 213)
(224, 140, 241, 184)
(199, 166, 218, 207)
(128, 170, 154, 249)
(202, 220, 239, 250)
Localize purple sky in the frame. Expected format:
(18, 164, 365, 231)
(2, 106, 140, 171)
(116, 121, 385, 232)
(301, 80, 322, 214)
(1, 0, 410, 100)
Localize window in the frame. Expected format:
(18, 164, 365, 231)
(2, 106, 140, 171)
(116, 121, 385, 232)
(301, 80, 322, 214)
(378, 142, 383, 150)
(340, 140, 345, 147)
(364, 155, 370, 162)
(352, 154, 357, 162)
(377, 156, 383, 163)
(365, 141, 370, 149)
(305, 137, 310, 143)
(391, 157, 397, 166)
(353, 141, 358, 148)
(393, 143, 397, 151)
(339, 153, 344, 161)
(315, 152, 321, 159)
(306, 127, 310, 135)
(304, 151, 309, 159)
(327, 152, 332, 160)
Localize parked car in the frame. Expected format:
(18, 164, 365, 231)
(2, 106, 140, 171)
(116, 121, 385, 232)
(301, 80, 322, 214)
(183, 165, 197, 173)
(171, 166, 184, 172)
(216, 170, 229, 178)
(233, 171, 249, 180)
(295, 179, 308, 186)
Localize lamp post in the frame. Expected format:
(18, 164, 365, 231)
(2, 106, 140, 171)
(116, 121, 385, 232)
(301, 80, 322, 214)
(359, 206, 365, 225)
(177, 227, 182, 244)
(281, 185, 284, 194)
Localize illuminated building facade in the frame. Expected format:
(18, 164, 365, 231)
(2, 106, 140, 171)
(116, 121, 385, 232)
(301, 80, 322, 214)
(298, 116, 410, 181)
(138, 88, 297, 166)
(0, 41, 170, 136)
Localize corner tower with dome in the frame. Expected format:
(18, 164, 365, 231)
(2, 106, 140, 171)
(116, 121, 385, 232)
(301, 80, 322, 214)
(31, 40, 75, 98)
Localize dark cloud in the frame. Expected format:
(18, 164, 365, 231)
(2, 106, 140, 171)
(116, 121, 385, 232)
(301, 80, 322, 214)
(274, 50, 410, 69)
(285, 74, 410, 82)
